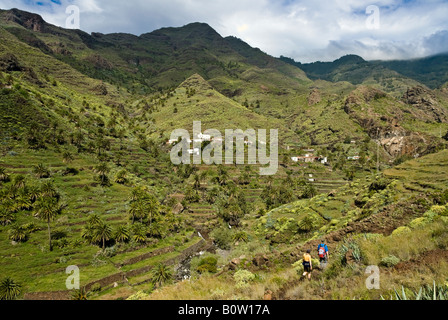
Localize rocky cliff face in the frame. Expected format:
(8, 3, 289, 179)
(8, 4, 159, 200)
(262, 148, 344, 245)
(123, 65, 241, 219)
(3, 9, 46, 32)
(345, 86, 438, 158)
(402, 86, 448, 123)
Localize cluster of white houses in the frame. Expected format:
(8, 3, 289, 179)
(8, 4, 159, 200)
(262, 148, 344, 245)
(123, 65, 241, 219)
(291, 149, 328, 164)
(167, 133, 264, 156)
(291, 150, 365, 164)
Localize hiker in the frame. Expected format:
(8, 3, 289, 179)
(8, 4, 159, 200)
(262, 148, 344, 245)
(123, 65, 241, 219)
(302, 249, 313, 281)
(317, 240, 329, 268)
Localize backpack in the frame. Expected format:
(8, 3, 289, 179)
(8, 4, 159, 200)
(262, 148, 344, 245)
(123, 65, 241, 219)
(318, 244, 326, 258)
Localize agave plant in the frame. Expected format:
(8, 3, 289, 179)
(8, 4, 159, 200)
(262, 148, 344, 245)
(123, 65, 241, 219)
(0, 277, 22, 300)
(382, 282, 448, 300)
(71, 287, 89, 300)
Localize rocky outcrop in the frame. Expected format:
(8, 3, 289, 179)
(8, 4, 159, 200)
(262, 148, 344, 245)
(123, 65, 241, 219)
(307, 88, 321, 106)
(344, 86, 386, 108)
(3, 9, 46, 32)
(344, 86, 435, 158)
(84, 54, 113, 70)
(402, 86, 448, 123)
(0, 53, 23, 72)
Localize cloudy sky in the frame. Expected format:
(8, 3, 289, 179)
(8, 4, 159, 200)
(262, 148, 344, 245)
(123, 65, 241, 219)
(0, 0, 448, 62)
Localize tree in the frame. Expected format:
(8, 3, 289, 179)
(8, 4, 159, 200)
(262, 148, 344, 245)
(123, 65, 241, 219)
(132, 223, 147, 243)
(8, 224, 28, 242)
(33, 163, 51, 179)
(114, 169, 128, 184)
(302, 183, 317, 199)
(0, 167, 10, 183)
(0, 207, 15, 226)
(34, 197, 62, 251)
(0, 277, 21, 300)
(62, 151, 75, 164)
(92, 221, 113, 250)
(213, 165, 229, 186)
(95, 163, 111, 187)
(128, 187, 160, 226)
(12, 175, 26, 189)
(40, 181, 60, 200)
(150, 263, 173, 288)
(114, 225, 130, 243)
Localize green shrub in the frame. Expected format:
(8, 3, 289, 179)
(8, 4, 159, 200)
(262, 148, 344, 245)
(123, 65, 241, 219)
(409, 217, 430, 229)
(126, 291, 149, 300)
(380, 255, 400, 268)
(391, 226, 411, 236)
(196, 256, 218, 274)
(211, 226, 232, 250)
(234, 270, 255, 289)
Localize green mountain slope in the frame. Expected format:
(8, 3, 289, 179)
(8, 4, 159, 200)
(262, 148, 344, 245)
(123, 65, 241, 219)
(374, 53, 448, 89)
(280, 54, 422, 97)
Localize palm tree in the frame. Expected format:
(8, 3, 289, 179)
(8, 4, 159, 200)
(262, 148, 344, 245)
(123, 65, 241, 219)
(95, 163, 110, 187)
(114, 225, 130, 243)
(0, 167, 10, 183)
(114, 169, 128, 184)
(12, 175, 26, 189)
(34, 197, 62, 251)
(146, 194, 160, 229)
(0, 207, 15, 226)
(27, 186, 41, 203)
(129, 200, 146, 224)
(40, 181, 60, 200)
(0, 277, 22, 300)
(13, 192, 32, 212)
(302, 183, 317, 199)
(62, 151, 75, 164)
(150, 263, 173, 288)
(81, 224, 95, 243)
(215, 165, 229, 186)
(33, 163, 51, 179)
(88, 213, 102, 226)
(8, 224, 28, 242)
(132, 223, 147, 244)
(92, 221, 113, 250)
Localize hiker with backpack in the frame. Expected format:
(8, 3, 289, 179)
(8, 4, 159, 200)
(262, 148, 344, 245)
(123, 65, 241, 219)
(317, 240, 329, 268)
(302, 249, 313, 281)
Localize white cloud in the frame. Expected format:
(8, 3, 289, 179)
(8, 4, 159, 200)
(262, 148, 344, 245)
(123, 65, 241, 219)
(0, 0, 447, 62)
